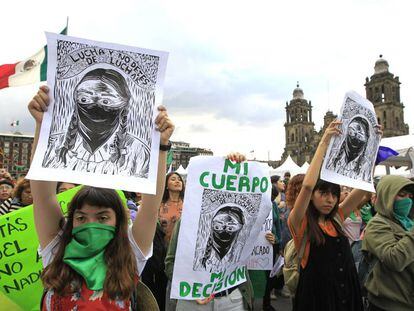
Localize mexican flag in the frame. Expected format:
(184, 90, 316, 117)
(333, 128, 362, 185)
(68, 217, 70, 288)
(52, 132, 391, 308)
(0, 26, 67, 90)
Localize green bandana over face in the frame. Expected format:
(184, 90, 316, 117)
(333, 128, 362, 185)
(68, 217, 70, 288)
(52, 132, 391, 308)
(393, 198, 413, 231)
(63, 223, 116, 290)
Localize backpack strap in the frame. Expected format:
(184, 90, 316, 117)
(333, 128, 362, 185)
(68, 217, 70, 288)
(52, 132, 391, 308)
(40, 288, 47, 310)
(130, 284, 138, 311)
(297, 229, 308, 272)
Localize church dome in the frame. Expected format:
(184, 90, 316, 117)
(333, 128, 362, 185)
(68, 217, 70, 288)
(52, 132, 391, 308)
(293, 82, 304, 99)
(374, 55, 389, 74)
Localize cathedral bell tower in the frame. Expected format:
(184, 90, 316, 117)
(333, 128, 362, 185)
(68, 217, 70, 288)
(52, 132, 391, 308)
(364, 55, 409, 137)
(282, 83, 316, 166)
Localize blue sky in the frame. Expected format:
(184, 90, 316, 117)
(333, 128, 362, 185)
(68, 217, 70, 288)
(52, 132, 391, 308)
(1, 0, 413, 161)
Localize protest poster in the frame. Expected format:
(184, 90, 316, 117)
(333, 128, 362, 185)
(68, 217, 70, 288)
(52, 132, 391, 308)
(321, 91, 380, 192)
(0, 187, 126, 311)
(246, 210, 273, 270)
(171, 156, 272, 300)
(27, 33, 169, 194)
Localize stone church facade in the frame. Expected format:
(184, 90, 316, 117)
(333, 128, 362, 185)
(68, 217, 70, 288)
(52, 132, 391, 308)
(281, 56, 409, 166)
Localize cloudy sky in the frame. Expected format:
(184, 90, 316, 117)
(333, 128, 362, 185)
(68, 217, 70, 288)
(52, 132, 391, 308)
(1, 0, 413, 162)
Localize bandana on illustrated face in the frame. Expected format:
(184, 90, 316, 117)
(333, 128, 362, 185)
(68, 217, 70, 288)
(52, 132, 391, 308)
(63, 223, 116, 290)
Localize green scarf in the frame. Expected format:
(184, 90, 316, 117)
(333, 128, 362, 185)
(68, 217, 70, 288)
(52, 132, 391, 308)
(393, 198, 413, 231)
(63, 223, 116, 290)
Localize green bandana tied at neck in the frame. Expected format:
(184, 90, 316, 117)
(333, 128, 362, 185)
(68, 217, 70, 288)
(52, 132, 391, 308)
(393, 198, 413, 231)
(63, 222, 116, 290)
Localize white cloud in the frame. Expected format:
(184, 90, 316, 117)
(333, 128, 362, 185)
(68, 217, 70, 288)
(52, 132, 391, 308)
(1, 0, 413, 162)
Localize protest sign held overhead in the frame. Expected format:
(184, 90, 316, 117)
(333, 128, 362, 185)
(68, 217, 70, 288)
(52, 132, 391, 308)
(171, 156, 272, 300)
(321, 91, 381, 192)
(27, 33, 169, 194)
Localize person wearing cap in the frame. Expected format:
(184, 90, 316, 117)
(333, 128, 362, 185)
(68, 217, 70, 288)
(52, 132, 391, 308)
(0, 179, 14, 204)
(362, 176, 414, 311)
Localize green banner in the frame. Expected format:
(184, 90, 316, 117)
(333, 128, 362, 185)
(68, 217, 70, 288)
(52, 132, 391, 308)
(0, 186, 126, 311)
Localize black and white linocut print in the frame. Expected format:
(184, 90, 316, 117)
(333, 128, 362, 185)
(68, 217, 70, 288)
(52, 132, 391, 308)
(325, 95, 380, 182)
(192, 189, 262, 273)
(41, 39, 161, 178)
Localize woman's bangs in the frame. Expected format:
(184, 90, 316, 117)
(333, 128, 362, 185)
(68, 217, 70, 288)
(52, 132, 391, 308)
(315, 179, 341, 199)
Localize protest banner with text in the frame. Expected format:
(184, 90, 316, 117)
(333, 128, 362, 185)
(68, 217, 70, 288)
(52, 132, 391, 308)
(171, 156, 271, 299)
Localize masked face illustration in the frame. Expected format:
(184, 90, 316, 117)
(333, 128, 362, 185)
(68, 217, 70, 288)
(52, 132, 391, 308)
(74, 74, 129, 154)
(211, 206, 244, 259)
(343, 117, 369, 163)
(347, 120, 367, 150)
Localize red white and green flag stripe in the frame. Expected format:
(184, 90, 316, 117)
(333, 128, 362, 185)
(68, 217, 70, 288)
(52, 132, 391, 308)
(0, 26, 67, 90)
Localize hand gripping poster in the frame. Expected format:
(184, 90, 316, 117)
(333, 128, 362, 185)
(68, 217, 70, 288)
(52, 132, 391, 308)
(171, 156, 272, 300)
(321, 91, 380, 192)
(27, 33, 168, 193)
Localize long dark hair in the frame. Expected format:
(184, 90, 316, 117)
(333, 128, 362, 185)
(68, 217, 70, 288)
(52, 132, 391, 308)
(161, 172, 185, 203)
(41, 186, 137, 300)
(307, 179, 344, 246)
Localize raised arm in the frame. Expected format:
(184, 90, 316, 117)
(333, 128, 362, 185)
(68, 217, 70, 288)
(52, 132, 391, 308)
(340, 189, 371, 219)
(289, 121, 341, 234)
(28, 86, 63, 249)
(132, 106, 174, 256)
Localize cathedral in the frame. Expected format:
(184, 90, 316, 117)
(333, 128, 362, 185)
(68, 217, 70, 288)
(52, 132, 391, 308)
(282, 56, 409, 166)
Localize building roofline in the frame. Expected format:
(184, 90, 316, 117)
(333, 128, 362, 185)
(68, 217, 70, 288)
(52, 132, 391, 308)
(0, 132, 34, 138)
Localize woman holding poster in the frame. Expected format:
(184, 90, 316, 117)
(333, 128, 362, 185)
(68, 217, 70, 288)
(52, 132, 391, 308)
(288, 121, 380, 311)
(28, 85, 174, 310)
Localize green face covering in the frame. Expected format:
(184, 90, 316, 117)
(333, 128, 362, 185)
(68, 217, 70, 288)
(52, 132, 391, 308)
(393, 198, 413, 231)
(63, 222, 116, 290)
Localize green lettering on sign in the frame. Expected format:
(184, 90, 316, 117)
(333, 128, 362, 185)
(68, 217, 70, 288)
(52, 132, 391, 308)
(202, 283, 213, 297)
(260, 178, 269, 193)
(238, 176, 251, 192)
(192, 282, 202, 298)
(236, 266, 246, 281)
(228, 270, 237, 286)
(223, 159, 241, 174)
(199, 172, 209, 187)
(226, 175, 237, 191)
(251, 177, 260, 192)
(180, 282, 191, 297)
(210, 271, 223, 282)
(212, 174, 225, 189)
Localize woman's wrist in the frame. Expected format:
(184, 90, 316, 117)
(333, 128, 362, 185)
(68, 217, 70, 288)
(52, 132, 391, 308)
(160, 140, 171, 151)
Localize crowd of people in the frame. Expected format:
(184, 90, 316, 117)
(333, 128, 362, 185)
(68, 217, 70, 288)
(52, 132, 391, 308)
(0, 86, 412, 311)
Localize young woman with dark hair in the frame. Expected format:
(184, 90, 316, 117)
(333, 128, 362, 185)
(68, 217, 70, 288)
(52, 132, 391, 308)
(28, 85, 174, 310)
(159, 172, 185, 243)
(141, 172, 185, 310)
(288, 121, 378, 311)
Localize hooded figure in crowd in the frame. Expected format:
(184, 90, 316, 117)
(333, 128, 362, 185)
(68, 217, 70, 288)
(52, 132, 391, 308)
(362, 175, 414, 311)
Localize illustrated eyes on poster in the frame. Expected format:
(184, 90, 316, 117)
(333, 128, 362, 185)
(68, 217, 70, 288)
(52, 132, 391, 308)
(213, 223, 242, 232)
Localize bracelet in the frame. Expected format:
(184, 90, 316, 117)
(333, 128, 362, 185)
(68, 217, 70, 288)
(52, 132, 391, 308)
(160, 141, 172, 151)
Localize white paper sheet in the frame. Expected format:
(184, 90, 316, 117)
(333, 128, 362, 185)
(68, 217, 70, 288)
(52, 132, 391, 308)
(171, 156, 272, 300)
(269, 255, 284, 278)
(246, 210, 273, 270)
(27, 33, 168, 194)
(321, 91, 380, 192)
